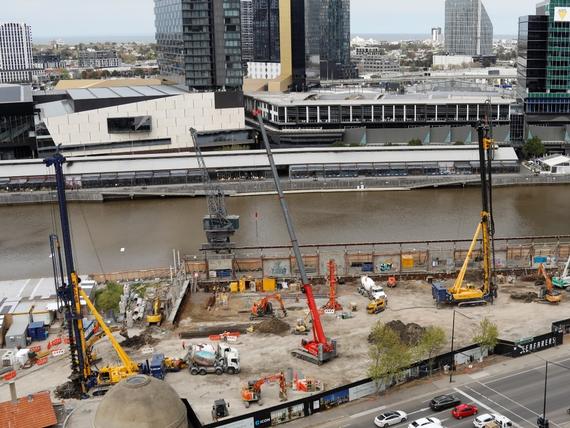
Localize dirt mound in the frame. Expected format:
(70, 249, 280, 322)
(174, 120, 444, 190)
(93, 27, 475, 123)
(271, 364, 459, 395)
(385, 320, 426, 346)
(255, 318, 290, 335)
(55, 381, 82, 400)
(120, 333, 158, 349)
(510, 291, 538, 303)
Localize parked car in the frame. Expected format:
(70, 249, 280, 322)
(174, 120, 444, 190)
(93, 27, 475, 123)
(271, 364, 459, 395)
(374, 411, 408, 428)
(452, 404, 478, 419)
(474, 414, 512, 428)
(408, 417, 441, 428)
(430, 394, 461, 411)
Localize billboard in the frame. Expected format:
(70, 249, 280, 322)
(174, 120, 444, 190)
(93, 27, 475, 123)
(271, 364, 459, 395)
(554, 7, 570, 22)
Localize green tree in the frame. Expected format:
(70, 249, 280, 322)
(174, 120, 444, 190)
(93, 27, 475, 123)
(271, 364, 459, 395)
(94, 282, 123, 314)
(368, 322, 412, 392)
(408, 139, 422, 146)
(523, 137, 545, 159)
(415, 326, 447, 375)
(472, 318, 499, 355)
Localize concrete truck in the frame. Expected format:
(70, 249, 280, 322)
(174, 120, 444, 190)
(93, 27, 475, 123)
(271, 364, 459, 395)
(186, 343, 240, 375)
(359, 276, 387, 301)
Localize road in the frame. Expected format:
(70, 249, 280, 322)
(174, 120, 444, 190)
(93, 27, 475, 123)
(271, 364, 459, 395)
(288, 351, 570, 428)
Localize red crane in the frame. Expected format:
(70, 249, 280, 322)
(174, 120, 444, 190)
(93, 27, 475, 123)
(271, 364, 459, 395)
(321, 260, 343, 312)
(253, 110, 337, 365)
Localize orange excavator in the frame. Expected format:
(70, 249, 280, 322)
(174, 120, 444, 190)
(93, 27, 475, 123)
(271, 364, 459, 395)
(250, 294, 287, 320)
(241, 372, 287, 407)
(537, 263, 562, 304)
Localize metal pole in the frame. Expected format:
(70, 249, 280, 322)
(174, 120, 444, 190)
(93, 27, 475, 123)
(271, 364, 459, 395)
(543, 361, 548, 423)
(449, 310, 456, 383)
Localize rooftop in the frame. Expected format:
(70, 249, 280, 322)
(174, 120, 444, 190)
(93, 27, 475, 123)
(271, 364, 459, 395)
(0, 390, 57, 428)
(0, 84, 33, 104)
(54, 78, 163, 90)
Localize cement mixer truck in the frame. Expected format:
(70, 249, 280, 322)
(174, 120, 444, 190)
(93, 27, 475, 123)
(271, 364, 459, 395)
(186, 343, 240, 375)
(359, 275, 387, 301)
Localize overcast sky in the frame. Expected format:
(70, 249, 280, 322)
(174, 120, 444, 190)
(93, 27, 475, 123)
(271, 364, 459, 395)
(4, 0, 540, 39)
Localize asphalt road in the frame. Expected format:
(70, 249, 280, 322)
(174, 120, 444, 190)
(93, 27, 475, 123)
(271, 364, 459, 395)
(345, 358, 570, 428)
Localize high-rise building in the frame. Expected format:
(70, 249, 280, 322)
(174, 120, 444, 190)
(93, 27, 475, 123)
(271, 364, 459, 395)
(241, 0, 254, 62)
(0, 23, 34, 83)
(318, 0, 352, 81)
(517, 0, 570, 150)
(444, 0, 493, 56)
(253, 0, 281, 62)
(431, 27, 443, 43)
(154, 0, 243, 90)
(78, 50, 120, 69)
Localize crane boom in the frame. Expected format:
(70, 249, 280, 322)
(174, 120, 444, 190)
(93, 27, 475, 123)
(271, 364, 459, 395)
(253, 111, 336, 364)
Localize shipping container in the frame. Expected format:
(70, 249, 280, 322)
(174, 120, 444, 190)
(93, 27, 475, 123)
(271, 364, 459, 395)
(5, 317, 29, 349)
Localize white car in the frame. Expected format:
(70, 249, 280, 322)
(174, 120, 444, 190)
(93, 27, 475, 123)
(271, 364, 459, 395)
(374, 410, 408, 428)
(474, 414, 511, 428)
(408, 417, 441, 428)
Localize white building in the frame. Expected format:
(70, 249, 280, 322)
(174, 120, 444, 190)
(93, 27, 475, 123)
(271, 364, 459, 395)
(78, 50, 120, 69)
(537, 155, 570, 175)
(431, 27, 444, 44)
(240, 0, 254, 62)
(0, 23, 34, 83)
(247, 62, 281, 80)
(433, 55, 474, 69)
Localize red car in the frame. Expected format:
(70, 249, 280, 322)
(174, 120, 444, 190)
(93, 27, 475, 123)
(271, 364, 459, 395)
(451, 404, 478, 419)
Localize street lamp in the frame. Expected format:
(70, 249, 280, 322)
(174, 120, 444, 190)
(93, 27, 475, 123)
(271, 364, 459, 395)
(449, 309, 474, 383)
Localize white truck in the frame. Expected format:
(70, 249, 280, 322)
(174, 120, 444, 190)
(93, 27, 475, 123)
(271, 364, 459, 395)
(359, 275, 387, 301)
(186, 343, 240, 375)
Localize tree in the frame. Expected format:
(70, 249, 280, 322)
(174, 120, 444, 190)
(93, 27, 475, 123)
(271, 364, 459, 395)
(416, 326, 447, 375)
(472, 318, 499, 355)
(408, 139, 422, 146)
(523, 137, 545, 159)
(368, 322, 412, 392)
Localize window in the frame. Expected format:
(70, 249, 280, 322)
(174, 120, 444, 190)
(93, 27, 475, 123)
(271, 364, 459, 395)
(107, 116, 152, 133)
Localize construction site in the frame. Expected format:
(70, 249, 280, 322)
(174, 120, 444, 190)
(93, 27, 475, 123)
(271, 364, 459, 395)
(2, 119, 570, 427)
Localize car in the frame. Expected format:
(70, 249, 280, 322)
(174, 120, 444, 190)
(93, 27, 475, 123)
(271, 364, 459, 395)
(374, 410, 408, 428)
(408, 417, 441, 428)
(429, 394, 461, 411)
(451, 404, 478, 419)
(473, 414, 512, 428)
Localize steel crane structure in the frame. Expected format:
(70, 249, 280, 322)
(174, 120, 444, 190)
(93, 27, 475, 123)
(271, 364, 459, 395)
(253, 111, 337, 365)
(190, 128, 239, 251)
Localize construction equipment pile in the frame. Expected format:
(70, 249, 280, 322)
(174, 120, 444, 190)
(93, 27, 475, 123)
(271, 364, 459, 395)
(254, 318, 290, 335)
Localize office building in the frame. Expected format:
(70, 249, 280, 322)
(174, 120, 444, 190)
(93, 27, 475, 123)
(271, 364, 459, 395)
(445, 0, 493, 56)
(253, 0, 280, 62)
(517, 0, 570, 152)
(241, 0, 254, 62)
(0, 23, 34, 83)
(431, 27, 444, 43)
(352, 47, 400, 75)
(318, 0, 352, 80)
(0, 84, 36, 159)
(154, 0, 243, 90)
(78, 50, 120, 69)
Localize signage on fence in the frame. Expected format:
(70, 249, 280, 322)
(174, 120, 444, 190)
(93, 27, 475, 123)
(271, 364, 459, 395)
(511, 331, 563, 357)
(217, 418, 254, 428)
(349, 380, 376, 401)
(3, 370, 16, 381)
(51, 348, 65, 357)
(36, 357, 48, 366)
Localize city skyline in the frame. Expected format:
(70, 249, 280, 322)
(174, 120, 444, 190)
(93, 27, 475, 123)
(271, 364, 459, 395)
(4, 0, 539, 40)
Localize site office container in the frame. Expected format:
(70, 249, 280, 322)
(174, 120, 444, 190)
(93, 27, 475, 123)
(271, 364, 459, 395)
(5, 316, 30, 349)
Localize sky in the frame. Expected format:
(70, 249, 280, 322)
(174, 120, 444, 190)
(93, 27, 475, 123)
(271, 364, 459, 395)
(3, 0, 541, 40)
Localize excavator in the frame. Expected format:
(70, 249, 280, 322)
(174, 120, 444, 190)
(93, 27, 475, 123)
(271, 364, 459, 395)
(432, 122, 497, 307)
(241, 372, 287, 408)
(146, 296, 162, 326)
(536, 263, 562, 304)
(254, 111, 337, 365)
(250, 294, 287, 320)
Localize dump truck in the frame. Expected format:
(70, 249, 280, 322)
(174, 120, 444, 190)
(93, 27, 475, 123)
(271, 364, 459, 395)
(186, 343, 240, 375)
(359, 276, 387, 301)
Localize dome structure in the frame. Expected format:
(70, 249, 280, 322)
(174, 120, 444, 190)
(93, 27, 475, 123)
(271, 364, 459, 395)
(93, 375, 188, 428)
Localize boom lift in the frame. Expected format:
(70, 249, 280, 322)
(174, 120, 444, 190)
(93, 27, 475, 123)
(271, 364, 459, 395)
(553, 255, 570, 289)
(191, 128, 239, 251)
(254, 110, 337, 365)
(241, 372, 287, 407)
(250, 294, 287, 319)
(432, 123, 497, 307)
(46, 153, 141, 396)
(536, 264, 562, 304)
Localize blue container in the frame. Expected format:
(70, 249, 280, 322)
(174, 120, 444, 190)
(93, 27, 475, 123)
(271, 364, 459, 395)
(27, 321, 48, 341)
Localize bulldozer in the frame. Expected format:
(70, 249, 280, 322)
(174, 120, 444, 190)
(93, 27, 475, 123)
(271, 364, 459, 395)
(367, 297, 386, 314)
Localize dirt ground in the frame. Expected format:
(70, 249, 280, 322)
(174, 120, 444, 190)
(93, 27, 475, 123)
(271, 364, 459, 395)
(2, 277, 569, 425)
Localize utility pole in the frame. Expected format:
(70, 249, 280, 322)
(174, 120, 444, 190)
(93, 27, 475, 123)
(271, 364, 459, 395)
(449, 310, 456, 383)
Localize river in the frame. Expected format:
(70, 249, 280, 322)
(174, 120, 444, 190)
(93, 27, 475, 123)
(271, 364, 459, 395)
(1, 186, 569, 280)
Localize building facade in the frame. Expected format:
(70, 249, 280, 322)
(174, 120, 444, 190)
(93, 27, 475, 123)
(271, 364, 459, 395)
(78, 50, 120, 69)
(431, 27, 444, 44)
(445, 0, 493, 56)
(318, 0, 352, 81)
(240, 0, 254, 62)
(352, 47, 400, 75)
(0, 23, 34, 83)
(0, 85, 36, 159)
(253, 0, 280, 62)
(154, 0, 243, 90)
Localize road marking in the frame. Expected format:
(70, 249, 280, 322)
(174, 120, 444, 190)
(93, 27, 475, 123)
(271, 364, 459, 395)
(486, 358, 570, 385)
(408, 408, 431, 416)
(350, 405, 386, 419)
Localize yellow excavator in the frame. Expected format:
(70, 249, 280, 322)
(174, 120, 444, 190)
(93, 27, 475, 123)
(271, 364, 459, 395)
(536, 264, 562, 304)
(146, 296, 162, 326)
(432, 123, 497, 307)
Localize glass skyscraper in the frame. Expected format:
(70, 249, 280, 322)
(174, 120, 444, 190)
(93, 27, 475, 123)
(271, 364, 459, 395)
(319, 0, 351, 80)
(253, 0, 281, 62)
(241, 0, 254, 62)
(444, 0, 493, 56)
(154, 0, 243, 90)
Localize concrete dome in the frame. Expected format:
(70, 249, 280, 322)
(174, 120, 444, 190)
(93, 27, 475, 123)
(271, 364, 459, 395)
(93, 375, 188, 428)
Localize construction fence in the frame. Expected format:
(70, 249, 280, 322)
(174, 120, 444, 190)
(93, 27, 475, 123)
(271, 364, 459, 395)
(184, 235, 570, 282)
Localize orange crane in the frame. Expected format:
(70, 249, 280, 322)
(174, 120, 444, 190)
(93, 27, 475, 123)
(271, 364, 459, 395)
(241, 372, 287, 407)
(321, 260, 342, 312)
(537, 263, 562, 304)
(250, 294, 287, 320)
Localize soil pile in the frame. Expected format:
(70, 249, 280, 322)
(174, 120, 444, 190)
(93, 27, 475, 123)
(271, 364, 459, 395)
(55, 381, 82, 400)
(255, 318, 290, 335)
(385, 320, 426, 346)
(510, 291, 538, 303)
(120, 332, 158, 349)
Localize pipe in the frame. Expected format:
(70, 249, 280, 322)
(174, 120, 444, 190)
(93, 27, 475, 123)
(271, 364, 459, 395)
(9, 381, 17, 404)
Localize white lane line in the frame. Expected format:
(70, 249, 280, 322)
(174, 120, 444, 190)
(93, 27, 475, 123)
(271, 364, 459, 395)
(453, 387, 531, 428)
(408, 408, 431, 416)
(350, 405, 386, 419)
(486, 358, 570, 385)
(30, 277, 44, 299)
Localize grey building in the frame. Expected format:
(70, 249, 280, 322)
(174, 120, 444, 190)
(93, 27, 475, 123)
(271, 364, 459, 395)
(253, 0, 280, 62)
(154, 0, 243, 90)
(0, 84, 36, 159)
(319, 0, 352, 81)
(78, 50, 120, 69)
(241, 0, 254, 62)
(0, 23, 34, 83)
(445, 0, 493, 57)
